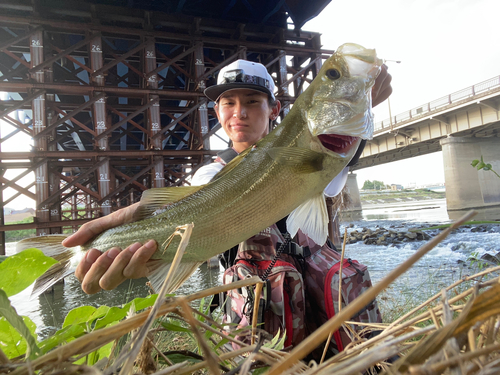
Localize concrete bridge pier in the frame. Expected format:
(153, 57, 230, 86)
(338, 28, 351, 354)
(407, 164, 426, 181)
(345, 173, 362, 212)
(440, 136, 500, 211)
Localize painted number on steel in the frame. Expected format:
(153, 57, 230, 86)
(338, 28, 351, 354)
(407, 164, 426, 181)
(99, 173, 109, 181)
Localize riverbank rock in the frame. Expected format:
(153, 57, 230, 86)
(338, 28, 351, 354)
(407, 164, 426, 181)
(345, 222, 499, 247)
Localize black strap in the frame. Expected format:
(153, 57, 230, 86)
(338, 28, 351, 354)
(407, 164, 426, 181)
(261, 233, 291, 281)
(217, 147, 239, 165)
(347, 139, 366, 167)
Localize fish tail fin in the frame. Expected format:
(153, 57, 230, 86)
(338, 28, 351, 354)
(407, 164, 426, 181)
(148, 261, 204, 294)
(16, 235, 79, 298)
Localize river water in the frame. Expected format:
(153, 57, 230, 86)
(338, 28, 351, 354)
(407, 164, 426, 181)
(7, 198, 500, 339)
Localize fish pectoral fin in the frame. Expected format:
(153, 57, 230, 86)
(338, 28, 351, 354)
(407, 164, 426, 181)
(267, 147, 324, 173)
(210, 146, 253, 182)
(16, 235, 77, 298)
(286, 193, 329, 245)
(148, 260, 204, 294)
(133, 186, 205, 221)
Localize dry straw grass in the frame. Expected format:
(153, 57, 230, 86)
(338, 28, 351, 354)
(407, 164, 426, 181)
(2, 211, 500, 375)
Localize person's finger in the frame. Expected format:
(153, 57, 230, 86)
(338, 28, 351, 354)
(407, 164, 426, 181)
(75, 248, 102, 283)
(99, 242, 143, 290)
(123, 240, 158, 279)
(372, 65, 392, 107)
(62, 220, 109, 247)
(80, 247, 121, 294)
(373, 85, 393, 108)
(62, 202, 140, 248)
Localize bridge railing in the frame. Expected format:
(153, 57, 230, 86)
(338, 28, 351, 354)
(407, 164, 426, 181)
(374, 75, 500, 133)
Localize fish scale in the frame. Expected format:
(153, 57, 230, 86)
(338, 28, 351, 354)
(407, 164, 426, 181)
(18, 43, 382, 295)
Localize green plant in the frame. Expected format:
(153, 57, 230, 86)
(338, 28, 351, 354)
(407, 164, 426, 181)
(0, 249, 158, 362)
(471, 156, 500, 178)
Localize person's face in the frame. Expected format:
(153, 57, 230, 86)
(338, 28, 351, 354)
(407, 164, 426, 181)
(215, 89, 279, 151)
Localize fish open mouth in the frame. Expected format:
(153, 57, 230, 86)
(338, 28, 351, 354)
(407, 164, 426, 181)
(318, 134, 359, 154)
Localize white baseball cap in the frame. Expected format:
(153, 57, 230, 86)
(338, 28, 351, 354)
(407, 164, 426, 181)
(204, 59, 276, 102)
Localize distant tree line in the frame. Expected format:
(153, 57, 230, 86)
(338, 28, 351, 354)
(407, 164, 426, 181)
(362, 180, 390, 190)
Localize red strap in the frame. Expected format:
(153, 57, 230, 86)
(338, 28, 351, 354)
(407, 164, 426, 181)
(324, 259, 351, 352)
(283, 284, 293, 347)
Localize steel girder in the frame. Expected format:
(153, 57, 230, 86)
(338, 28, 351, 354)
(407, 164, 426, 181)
(0, 2, 331, 249)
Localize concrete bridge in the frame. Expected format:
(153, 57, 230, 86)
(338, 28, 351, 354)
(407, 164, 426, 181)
(347, 75, 500, 212)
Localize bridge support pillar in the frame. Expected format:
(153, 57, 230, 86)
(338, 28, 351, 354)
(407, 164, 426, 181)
(345, 173, 362, 211)
(440, 137, 500, 210)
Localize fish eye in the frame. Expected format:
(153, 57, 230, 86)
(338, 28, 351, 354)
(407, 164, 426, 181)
(326, 69, 341, 80)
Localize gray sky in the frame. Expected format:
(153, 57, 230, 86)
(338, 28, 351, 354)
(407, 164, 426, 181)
(306, 0, 500, 188)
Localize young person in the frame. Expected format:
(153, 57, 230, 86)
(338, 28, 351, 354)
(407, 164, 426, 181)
(63, 59, 392, 295)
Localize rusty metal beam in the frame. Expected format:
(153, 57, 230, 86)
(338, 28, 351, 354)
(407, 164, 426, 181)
(0, 150, 217, 159)
(38, 158, 109, 208)
(112, 166, 148, 191)
(145, 44, 198, 79)
(276, 56, 321, 96)
(2, 49, 30, 68)
(2, 181, 35, 206)
(35, 93, 105, 139)
(56, 172, 100, 200)
(29, 32, 100, 75)
(48, 43, 93, 73)
(0, 25, 43, 51)
(153, 101, 202, 140)
(0, 90, 45, 120)
(1, 114, 32, 134)
(0, 175, 36, 200)
(197, 49, 243, 82)
(0, 81, 205, 98)
(91, 40, 146, 78)
(95, 97, 158, 140)
(98, 163, 155, 204)
(0, 15, 334, 56)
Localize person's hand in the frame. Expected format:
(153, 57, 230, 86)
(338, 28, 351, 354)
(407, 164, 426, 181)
(63, 202, 160, 294)
(62, 202, 140, 248)
(75, 240, 160, 294)
(372, 64, 393, 107)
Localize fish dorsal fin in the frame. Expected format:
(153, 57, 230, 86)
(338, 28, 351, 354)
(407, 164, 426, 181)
(286, 192, 329, 245)
(133, 186, 205, 221)
(211, 146, 253, 182)
(267, 147, 324, 173)
(148, 261, 204, 294)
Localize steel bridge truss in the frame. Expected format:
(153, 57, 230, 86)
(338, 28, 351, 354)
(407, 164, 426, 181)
(0, 2, 333, 250)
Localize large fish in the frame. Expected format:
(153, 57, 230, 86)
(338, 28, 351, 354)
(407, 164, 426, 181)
(18, 43, 382, 294)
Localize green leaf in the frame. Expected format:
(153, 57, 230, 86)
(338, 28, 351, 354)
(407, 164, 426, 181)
(93, 295, 157, 330)
(214, 337, 229, 350)
(39, 324, 86, 353)
(0, 289, 41, 359)
(0, 316, 38, 359)
(93, 306, 125, 331)
(88, 305, 111, 324)
(87, 340, 114, 366)
(476, 161, 486, 170)
(161, 321, 192, 333)
(63, 306, 97, 328)
(252, 367, 271, 375)
(471, 159, 479, 167)
(263, 328, 285, 350)
(124, 294, 158, 311)
(0, 248, 58, 297)
(484, 164, 492, 171)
